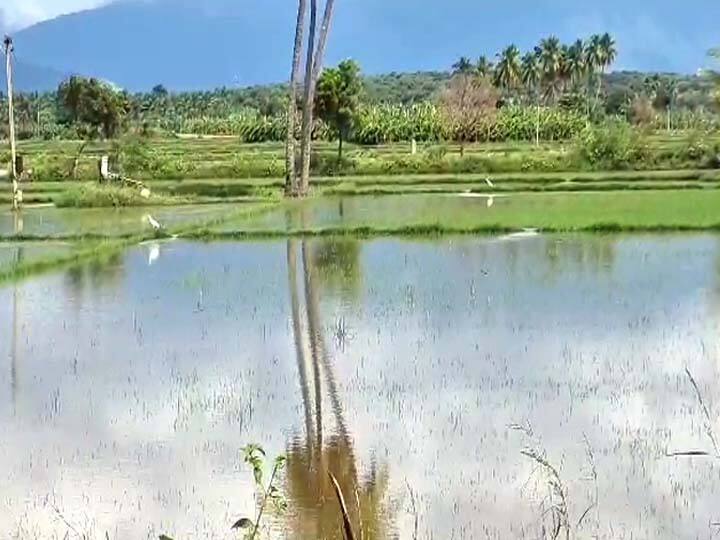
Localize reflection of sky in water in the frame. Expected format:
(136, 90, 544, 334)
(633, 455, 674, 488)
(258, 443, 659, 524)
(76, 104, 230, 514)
(1, 234, 719, 539)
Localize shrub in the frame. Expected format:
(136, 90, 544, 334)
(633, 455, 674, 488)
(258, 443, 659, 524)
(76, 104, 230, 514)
(310, 153, 358, 176)
(113, 135, 197, 178)
(573, 121, 649, 169)
(54, 184, 182, 208)
(628, 95, 655, 126)
(425, 144, 449, 161)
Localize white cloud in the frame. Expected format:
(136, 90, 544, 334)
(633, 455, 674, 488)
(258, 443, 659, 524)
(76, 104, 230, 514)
(1, 0, 110, 30)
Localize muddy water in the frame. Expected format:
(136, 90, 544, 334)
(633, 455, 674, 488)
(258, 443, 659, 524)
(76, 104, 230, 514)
(1, 234, 719, 539)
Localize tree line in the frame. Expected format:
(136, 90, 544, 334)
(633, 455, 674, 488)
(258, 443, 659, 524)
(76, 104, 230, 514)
(1, 36, 718, 164)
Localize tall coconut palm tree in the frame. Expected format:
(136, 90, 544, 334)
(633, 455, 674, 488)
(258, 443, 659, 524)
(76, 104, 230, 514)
(539, 36, 562, 103)
(521, 50, 542, 146)
(566, 39, 587, 88)
(476, 55, 494, 78)
(595, 33, 617, 103)
(598, 33, 617, 73)
(556, 44, 573, 94)
(285, 0, 308, 196)
(494, 45, 522, 94)
(452, 56, 474, 75)
(584, 35, 602, 84)
(298, 0, 337, 197)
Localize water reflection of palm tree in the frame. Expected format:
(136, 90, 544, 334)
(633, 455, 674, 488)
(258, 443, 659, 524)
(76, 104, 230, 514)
(285, 238, 390, 540)
(10, 212, 24, 414)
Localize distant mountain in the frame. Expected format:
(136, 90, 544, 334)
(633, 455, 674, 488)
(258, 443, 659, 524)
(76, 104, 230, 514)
(6, 0, 720, 92)
(0, 58, 67, 93)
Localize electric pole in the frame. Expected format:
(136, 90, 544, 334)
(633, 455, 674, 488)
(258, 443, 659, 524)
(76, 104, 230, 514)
(3, 35, 19, 211)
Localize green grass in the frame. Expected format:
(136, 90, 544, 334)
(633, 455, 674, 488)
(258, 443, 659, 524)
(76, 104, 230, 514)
(14, 133, 720, 181)
(203, 190, 720, 236)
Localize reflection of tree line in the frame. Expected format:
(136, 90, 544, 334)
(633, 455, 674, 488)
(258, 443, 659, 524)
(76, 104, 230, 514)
(285, 238, 390, 540)
(64, 251, 125, 299)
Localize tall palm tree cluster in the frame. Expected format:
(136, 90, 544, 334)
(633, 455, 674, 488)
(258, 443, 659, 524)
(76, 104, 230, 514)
(453, 33, 617, 106)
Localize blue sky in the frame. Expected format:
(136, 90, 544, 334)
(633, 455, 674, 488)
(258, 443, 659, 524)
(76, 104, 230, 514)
(1, 0, 109, 29)
(2, 0, 719, 73)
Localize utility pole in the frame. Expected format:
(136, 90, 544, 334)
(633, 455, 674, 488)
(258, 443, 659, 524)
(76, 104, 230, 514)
(3, 35, 19, 211)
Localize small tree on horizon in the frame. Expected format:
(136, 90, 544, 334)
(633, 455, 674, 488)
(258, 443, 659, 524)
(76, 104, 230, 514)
(315, 59, 363, 160)
(439, 73, 499, 156)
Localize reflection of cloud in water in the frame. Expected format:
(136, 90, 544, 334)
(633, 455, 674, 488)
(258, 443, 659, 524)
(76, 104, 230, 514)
(0, 236, 718, 539)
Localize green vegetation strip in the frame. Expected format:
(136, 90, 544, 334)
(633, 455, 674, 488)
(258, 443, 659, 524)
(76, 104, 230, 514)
(184, 222, 720, 241)
(3, 189, 720, 283)
(190, 190, 720, 237)
(0, 202, 278, 282)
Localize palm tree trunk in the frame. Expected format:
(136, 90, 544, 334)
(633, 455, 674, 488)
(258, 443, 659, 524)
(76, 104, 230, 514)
(299, 0, 337, 196)
(337, 129, 343, 161)
(285, 0, 308, 196)
(594, 69, 604, 112)
(535, 94, 540, 146)
(298, 0, 318, 199)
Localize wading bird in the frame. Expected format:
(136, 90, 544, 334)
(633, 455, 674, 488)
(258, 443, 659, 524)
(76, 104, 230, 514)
(144, 214, 161, 230)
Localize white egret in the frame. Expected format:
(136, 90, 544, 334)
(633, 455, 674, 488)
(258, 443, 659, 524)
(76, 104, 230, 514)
(144, 214, 162, 231)
(485, 177, 495, 188)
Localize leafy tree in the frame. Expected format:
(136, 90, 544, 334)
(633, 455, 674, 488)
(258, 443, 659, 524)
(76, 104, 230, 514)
(57, 76, 130, 177)
(315, 59, 363, 160)
(57, 76, 130, 139)
(151, 84, 168, 97)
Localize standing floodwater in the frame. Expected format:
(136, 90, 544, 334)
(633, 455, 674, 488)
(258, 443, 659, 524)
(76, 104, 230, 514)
(1, 235, 719, 539)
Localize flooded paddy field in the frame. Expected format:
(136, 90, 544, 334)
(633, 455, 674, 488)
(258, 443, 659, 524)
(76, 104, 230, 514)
(0, 204, 244, 239)
(1, 234, 719, 539)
